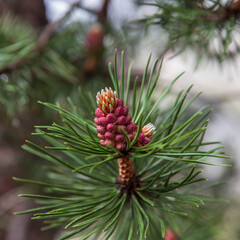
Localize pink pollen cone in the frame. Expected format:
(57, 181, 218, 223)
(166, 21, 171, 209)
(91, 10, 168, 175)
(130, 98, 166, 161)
(94, 117, 100, 125)
(105, 131, 115, 140)
(106, 113, 116, 123)
(128, 134, 134, 141)
(143, 137, 151, 145)
(105, 139, 115, 147)
(107, 123, 117, 132)
(126, 115, 132, 124)
(132, 122, 137, 130)
(95, 108, 105, 117)
(96, 126, 106, 134)
(98, 133, 105, 140)
(98, 117, 108, 126)
(122, 106, 129, 116)
(115, 134, 125, 142)
(138, 133, 145, 144)
(117, 99, 123, 106)
(116, 143, 126, 151)
(117, 125, 127, 134)
(117, 116, 126, 125)
(114, 106, 123, 117)
(127, 123, 134, 133)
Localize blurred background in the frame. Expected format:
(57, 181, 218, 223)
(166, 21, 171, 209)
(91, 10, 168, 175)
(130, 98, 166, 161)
(0, 0, 240, 239)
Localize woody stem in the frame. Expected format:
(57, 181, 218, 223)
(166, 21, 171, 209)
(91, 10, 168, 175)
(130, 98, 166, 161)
(117, 156, 134, 186)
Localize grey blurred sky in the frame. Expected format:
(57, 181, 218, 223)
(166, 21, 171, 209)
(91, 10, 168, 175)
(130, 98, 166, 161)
(44, 0, 240, 103)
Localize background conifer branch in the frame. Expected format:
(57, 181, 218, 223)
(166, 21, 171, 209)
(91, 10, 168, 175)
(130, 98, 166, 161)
(14, 51, 230, 240)
(0, 0, 82, 75)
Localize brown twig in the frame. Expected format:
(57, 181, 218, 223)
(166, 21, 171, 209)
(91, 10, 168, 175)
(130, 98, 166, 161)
(0, 0, 111, 75)
(205, 0, 240, 21)
(98, 0, 111, 24)
(35, 1, 82, 53)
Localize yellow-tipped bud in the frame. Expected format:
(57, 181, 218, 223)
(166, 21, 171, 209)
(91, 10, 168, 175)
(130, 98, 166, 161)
(141, 123, 156, 138)
(96, 87, 118, 115)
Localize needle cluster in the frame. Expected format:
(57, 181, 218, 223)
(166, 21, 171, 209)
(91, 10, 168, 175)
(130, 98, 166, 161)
(15, 50, 230, 240)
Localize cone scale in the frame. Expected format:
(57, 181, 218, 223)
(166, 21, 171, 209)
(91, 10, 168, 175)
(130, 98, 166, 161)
(117, 157, 134, 185)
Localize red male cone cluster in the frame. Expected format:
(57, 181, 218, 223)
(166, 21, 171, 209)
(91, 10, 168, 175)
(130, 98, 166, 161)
(95, 88, 152, 151)
(94, 87, 155, 186)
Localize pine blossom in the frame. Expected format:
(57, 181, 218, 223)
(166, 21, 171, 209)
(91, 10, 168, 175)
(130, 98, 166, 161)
(95, 87, 154, 151)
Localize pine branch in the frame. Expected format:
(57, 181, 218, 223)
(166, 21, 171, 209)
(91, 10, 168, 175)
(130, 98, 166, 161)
(15, 51, 231, 239)
(137, 0, 240, 63)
